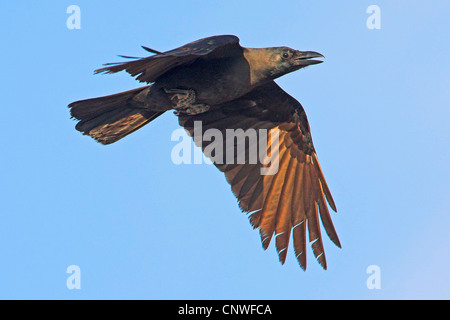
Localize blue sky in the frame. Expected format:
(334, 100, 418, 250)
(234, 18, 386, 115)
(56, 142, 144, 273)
(0, 1, 449, 299)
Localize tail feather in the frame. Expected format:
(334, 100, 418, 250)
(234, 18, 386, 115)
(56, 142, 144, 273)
(69, 86, 164, 145)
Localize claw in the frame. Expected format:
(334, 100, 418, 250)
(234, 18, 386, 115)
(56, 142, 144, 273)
(185, 104, 210, 115)
(164, 88, 210, 115)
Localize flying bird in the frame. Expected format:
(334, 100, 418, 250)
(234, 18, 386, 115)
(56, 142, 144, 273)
(69, 35, 340, 270)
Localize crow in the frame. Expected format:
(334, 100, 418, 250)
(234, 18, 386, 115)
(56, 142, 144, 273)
(69, 35, 340, 270)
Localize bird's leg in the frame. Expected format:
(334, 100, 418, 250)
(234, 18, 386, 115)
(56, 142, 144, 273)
(164, 88, 195, 108)
(164, 88, 210, 115)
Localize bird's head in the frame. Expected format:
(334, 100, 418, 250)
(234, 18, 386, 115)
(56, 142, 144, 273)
(243, 47, 324, 84)
(268, 47, 324, 78)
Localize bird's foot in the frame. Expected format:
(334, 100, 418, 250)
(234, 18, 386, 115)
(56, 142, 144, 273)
(173, 104, 211, 116)
(164, 88, 210, 115)
(184, 104, 210, 115)
(164, 88, 196, 108)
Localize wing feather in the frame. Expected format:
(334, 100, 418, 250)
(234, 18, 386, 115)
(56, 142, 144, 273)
(95, 35, 242, 83)
(274, 157, 296, 264)
(177, 81, 340, 269)
(258, 141, 290, 250)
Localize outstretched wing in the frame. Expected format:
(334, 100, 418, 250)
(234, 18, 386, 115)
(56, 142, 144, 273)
(177, 81, 340, 270)
(95, 35, 242, 83)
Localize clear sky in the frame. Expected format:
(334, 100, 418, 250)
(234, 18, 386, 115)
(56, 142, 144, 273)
(0, 1, 449, 299)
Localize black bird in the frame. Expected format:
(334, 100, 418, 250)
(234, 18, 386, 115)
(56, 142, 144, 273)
(69, 35, 340, 270)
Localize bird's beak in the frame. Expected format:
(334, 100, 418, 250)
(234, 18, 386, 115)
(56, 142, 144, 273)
(293, 51, 325, 67)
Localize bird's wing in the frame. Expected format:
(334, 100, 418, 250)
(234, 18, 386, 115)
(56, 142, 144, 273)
(177, 81, 340, 270)
(95, 35, 242, 83)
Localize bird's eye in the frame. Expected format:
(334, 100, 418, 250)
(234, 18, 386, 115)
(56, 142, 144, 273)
(282, 52, 290, 59)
